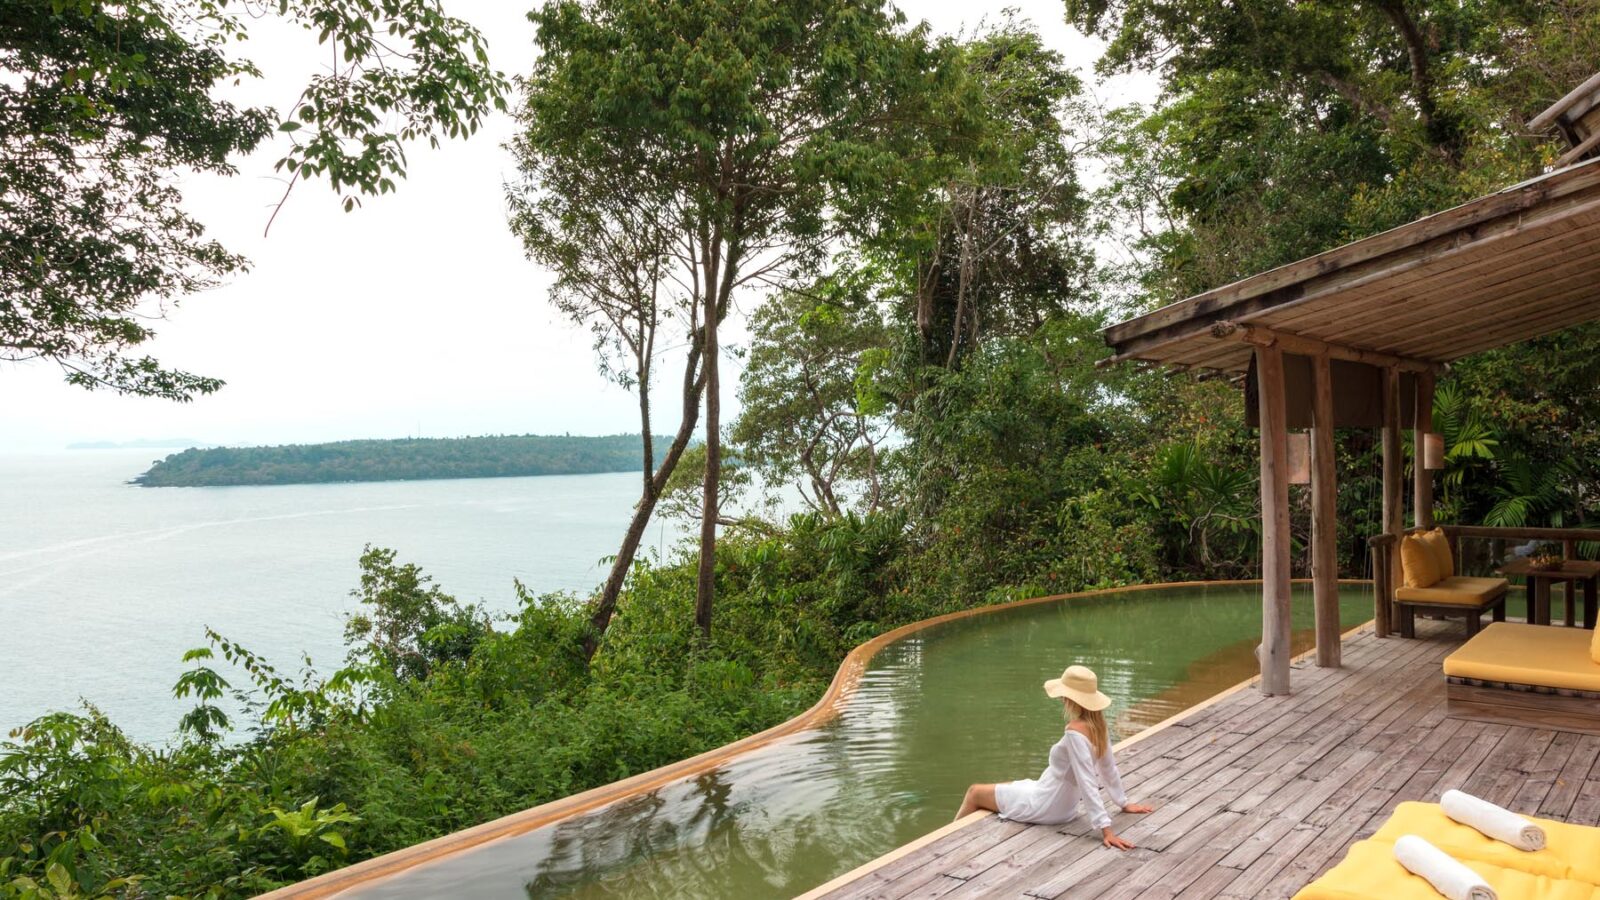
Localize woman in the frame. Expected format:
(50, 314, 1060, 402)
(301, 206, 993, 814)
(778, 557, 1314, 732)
(955, 665, 1153, 850)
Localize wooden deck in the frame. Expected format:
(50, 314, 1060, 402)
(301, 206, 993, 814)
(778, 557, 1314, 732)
(809, 620, 1600, 900)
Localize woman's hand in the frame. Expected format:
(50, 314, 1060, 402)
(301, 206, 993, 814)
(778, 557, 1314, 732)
(1122, 802, 1154, 814)
(1102, 828, 1136, 851)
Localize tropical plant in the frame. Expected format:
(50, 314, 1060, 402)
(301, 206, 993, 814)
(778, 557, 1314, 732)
(171, 649, 232, 743)
(1484, 455, 1577, 529)
(258, 799, 361, 877)
(1429, 379, 1499, 518)
(1137, 441, 1260, 576)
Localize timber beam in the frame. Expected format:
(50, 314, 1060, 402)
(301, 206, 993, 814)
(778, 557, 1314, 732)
(1210, 321, 1444, 374)
(1529, 70, 1600, 132)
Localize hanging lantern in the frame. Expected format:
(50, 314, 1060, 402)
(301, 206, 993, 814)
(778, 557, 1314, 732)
(1424, 433, 1446, 470)
(1287, 431, 1312, 484)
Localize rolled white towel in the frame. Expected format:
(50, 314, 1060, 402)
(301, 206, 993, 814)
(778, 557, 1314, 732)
(1441, 789, 1546, 851)
(1394, 835, 1497, 900)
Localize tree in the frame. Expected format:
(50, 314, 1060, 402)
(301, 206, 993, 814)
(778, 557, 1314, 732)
(1069, 0, 1600, 302)
(732, 270, 891, 516)
(517, 0, 937, 643)
(654, 443, 762, 531)
(889, 20, 1093, 371)
(1067, 0, 1480, 162)
(1, 0, 506, 399)
(344, 546, 491, 683)
(509, 129, 707, 661)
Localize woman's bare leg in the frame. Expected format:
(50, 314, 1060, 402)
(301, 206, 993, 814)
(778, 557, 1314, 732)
(955, 783, 998, 821)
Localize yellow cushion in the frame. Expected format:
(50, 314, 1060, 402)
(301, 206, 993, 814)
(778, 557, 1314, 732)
(1402, 534, 1442, 588)
(1395, 576, 1508, 607)
(1372, 801, 1600, 884)
(1420, 528, 1455, 578)
(1443, 622, 1600, 693)
(1592, 621, 1599, 666)
(1291, 838, 1600, 900)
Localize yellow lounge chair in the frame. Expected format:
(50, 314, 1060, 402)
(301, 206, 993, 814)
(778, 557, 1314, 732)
(1443, 622, 1600, 736)
(1370, 801, 1600, 884)
(1292, 838, 1600, 900)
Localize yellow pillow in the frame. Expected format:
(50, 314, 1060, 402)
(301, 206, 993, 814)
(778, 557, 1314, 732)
(1400, 534, 1441, 588)
(1419, 528, 1454, 578)
(1592, 620, 1599, 665)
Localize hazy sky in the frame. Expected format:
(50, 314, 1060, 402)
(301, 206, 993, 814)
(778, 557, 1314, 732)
(0, 1, 1156, 453)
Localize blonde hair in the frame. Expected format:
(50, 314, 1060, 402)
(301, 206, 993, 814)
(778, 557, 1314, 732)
(1065, 699, 1110, 758)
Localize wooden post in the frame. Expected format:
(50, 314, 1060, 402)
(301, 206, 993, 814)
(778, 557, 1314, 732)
(1381, 366, 1404, 636)
(1256, 343, 1293, 695)
(1372, 540, 1392, 638)
(1310, 353, 1341, 667)
(1414, 371, 1435, 530)
(1565, 538, 1578, 626)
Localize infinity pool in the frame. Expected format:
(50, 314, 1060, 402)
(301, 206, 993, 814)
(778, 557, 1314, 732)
(343, 583, 1372, 899)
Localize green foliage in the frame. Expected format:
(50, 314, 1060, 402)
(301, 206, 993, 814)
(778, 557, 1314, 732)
(1076, 0, 1600, 544)
(0, 0, 506, 399)
(733, 273, 892, 515)
(134, 434, 673, 487)
(172, 648, 232, 743)
(519, 0, 938, 254)
(655, 443, 755, 527)
(880, 16, 1096, 369)
(882, 317, 1165, 599)
(0, 546, 848, 897)
(344, 546, 491, 683)
(1137, 442, 1260, 577)
(1483, 455, 1577, 529)
(258, 799, 359, 877)
(1451, 322, 1600, 524)
(1075, 0, 1587, 303)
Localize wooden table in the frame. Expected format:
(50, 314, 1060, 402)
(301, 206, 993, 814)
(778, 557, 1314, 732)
(1499, 558, 1600, 628)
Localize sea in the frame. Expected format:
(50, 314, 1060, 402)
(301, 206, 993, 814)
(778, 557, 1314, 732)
(1, 451, 693, 745)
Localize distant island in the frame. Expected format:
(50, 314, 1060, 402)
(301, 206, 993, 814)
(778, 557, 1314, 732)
(134, 434, 670, 487)
(70, 438, 207, 450)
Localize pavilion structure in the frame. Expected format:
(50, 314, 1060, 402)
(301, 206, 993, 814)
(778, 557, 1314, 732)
(1100, 156, 1600, 695)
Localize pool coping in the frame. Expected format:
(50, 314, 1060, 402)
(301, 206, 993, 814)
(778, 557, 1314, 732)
(258, 578, 1369, 899)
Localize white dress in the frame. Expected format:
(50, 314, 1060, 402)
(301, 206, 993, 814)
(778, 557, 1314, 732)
(994, 729, 1128, 828)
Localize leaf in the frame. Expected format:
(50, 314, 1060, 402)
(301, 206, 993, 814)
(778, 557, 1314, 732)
(45, 862, 71, 896)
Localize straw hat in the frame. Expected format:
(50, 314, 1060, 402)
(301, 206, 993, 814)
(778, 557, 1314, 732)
(1043, 665, 1111, 711)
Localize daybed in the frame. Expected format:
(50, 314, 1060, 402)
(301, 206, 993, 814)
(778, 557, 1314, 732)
(1442, 621, 1600, 736)
(1292, 838, 1600, 900)
(1370, 802, 1600, 884)
(1397, 529, 1508, 638)
(1294, 800, 1600, 900)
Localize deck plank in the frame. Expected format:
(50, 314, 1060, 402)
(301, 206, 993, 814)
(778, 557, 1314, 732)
(1538, 734, 1600, 818)
(810, 621, 1600, 900)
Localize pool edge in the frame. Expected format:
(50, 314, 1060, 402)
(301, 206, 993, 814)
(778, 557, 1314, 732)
(257, 579, 1368, 899)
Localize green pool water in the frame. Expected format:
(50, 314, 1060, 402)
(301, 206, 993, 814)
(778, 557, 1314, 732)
(345, 583, 1373, 899)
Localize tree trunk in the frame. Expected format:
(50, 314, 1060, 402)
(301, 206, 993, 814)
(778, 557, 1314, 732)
(582, 336, 705, 662)
(695, 293, 720, 642)
(694, 218, 741, 643)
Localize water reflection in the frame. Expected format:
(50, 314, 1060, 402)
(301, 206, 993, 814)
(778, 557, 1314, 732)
(342, 584, 1370, 900)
